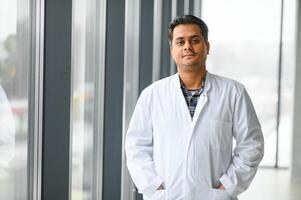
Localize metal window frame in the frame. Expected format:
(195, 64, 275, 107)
(153, 0, 163, 82)
(188, 0, 194, 14)
(91, 0, 107, 199)
(102, 0, 126, 199)
(193, 0, 202, 17)
(41, 0, 73, 199)
(291, 0, 301, 183)
(121, 0, 141, 199)
(160, 0, 172, 79)
(27, 0, 45, 199)
(275, 0, 285, 169)
(183, 0, 193, 14)
(139, 0, 154, 93)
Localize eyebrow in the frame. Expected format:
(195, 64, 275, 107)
(174, 35, 202, 41)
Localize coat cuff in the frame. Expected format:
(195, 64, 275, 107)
(139, 176, 164, 198)
(219, 174, 243, 198)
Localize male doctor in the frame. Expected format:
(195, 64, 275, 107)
(125, 15, 264, 200)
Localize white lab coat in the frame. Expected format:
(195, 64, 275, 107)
(125, 72, 264, 200)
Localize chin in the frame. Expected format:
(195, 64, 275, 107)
(183, 63, 201, 68)
(178, 64, 204, 71)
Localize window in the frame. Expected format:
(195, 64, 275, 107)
(201, 0, 287, 166)
(70, 0, 105, 199)
(0, 0, 35, 199)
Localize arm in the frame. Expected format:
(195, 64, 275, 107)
(219, 87, 264, 197)
(125, 90, 163, 198)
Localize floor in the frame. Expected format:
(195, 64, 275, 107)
(239, 168, 301, 200)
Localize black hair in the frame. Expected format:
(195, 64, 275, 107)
(168, 14, 209, 43)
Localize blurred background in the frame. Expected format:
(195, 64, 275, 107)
(0, 0, 300, 199)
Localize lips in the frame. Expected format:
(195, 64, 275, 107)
(183, 51, 197, 57)
(183, 54, 196, 58)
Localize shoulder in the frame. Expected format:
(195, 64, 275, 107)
(208, 72, 245, 96)
(139, 74, 175, 98)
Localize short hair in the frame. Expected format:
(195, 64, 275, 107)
(168, 14, 209, 44)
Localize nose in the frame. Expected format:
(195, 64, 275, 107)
(184, 41, 193, 51)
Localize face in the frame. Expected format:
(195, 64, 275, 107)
(170, 24, 210, 71)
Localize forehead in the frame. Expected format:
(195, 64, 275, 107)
(172, 24, 202, 39)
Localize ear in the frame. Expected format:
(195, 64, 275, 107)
(170, 45, 174, 58)
(205, 41, 210, 55)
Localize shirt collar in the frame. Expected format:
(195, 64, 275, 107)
(179, 71, 207, 92)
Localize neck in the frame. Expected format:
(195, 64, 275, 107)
(178, 67, 207, 90)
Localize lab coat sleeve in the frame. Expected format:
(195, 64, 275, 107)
(125, 89, 163, 198)
(219, 87, 264, 197)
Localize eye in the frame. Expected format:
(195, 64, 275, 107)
(191, 38, 200, 44)
(176, 40, 184, 46)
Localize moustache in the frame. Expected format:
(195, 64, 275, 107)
(183, 52, 197, 57)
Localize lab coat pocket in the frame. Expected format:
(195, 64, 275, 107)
(145, 189, 167, 200)
(211, 188, 234, 200)
(210, 120, 232, 149)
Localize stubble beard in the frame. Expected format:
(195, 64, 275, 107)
(178, 61, 206, 73)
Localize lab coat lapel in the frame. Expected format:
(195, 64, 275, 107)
(191, 73, 211, 129)
(173, 74, 194, 126)
(172, 72, 212, 130)
(191, 93, 208, 127)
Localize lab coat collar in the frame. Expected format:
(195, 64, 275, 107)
(173, 71, 212, 94)
(172, 72, 212, 125)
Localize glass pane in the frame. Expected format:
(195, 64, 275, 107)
(0, 0, 32, 199)
(201, 0, 281, 166)
(71, 0, 101, 199)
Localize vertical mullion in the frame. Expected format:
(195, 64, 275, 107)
(122, 0, 140, 200)
(291, 0, 301, 184)
(92, 0, 106, 199)
(83, 0, 96, 195)
(177, 0, 184, 15)
(152, 0, 162, 82)
(184, 0, 189, 14)
(139, 0, 154, 93)
(189, 0, 194, 14)
(102, 0, 125, 199)
(28, 0, 44, 199)
(193, 0, 202, 17)
(42, 0, 73, 199)
(275, 0, 285, 169)
(134, 0, 155, 198)
(160, 0, 172, 78)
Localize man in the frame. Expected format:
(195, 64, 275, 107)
(125, 15, 264, 200)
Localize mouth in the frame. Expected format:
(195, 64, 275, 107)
(183, 54, 196, 58)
